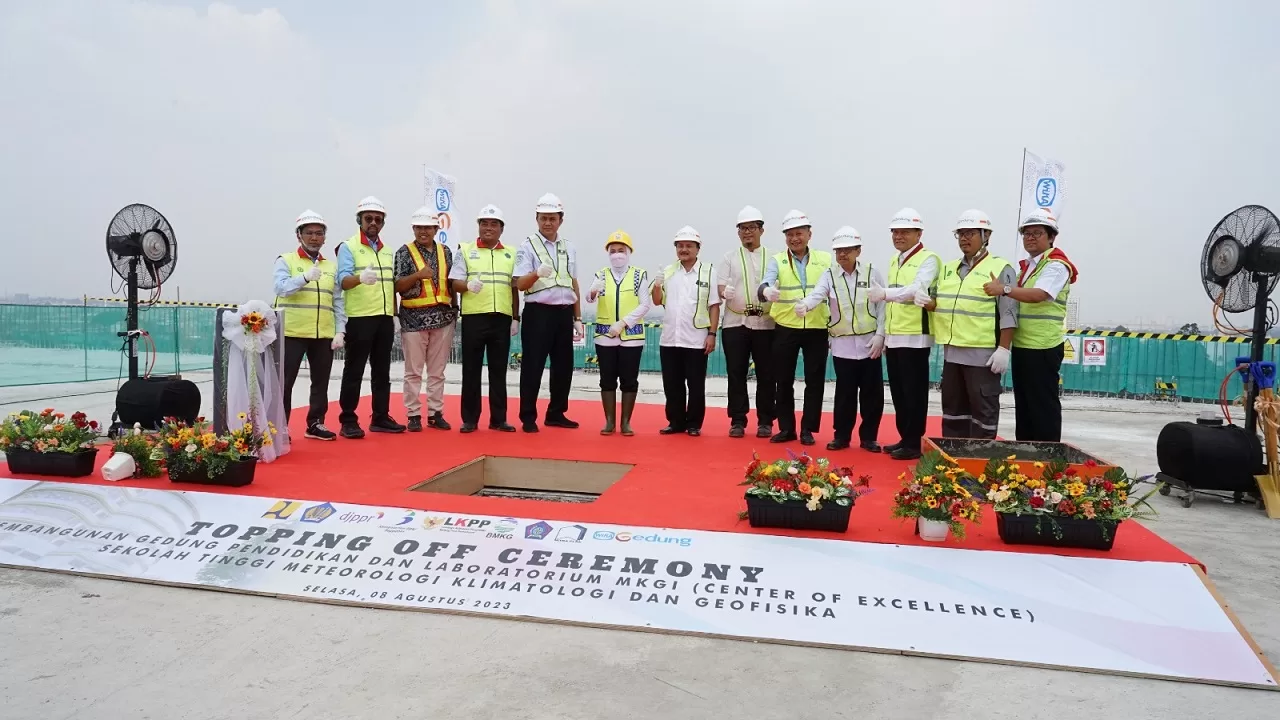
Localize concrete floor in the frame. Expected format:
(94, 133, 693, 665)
(2, 368, 1279, 719)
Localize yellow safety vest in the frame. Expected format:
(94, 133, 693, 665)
(1013, 256, 1070, 350)
(274, 250, 337, 339)
(885, 246, 941, 336)
(400, 241, 452, 309)
(659, 262, 713, 329)
(932, 252, 1012, 349)
(827, 263, 877, 337)
(525, 235, 574, 295)
(343, 235, 396, 318)
(725, 245, 772, 316)
(460, 242, 516, 317)
(594, 267, 645, 341)
(770, 250, 832, 330)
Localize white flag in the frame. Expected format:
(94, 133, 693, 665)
(423, 168, 459, 247)
(1016, 151, 1065, 261)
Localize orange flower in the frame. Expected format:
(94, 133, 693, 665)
(798, 482, 812, 494)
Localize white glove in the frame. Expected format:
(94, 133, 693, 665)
(762, 286, 781, 302)
(589, 276, 605, 295)
(303, 265, 322, 282)
(722, 285, 738, 301)
(870, 335, 885, 360)
(795, 301, 809, 317)
(573, 321, 585, 341)
(987, 346, 1011, 375)
(331, 332, 345, 350)
(608, 321, 625, 338)
(867, 286, 886, 303)
(467, 279, 484, 294)
(652, 272, 665, 288)
(913, 289, 932, 307)
(510, 320, 520, 337)
(536, 263, 554, 279)
(359, 265, 378, 285)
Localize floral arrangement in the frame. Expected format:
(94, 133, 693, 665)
(980, 455, 1159, 541)
(110, 423, 166, 478)
(240, 310, 269, 334)
(0, 409, 99, 454)
(160, 414, 276, 478)
(890, 450, 984, 539)
(739, 449, 873, 513)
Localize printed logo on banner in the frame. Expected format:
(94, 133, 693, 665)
(300, 503, 337, 524)
(593, 530, 615, 541)
(435, 188, 450, 212)
(615, 531, 693, 548)
(434, 517, 492, 534)
(555, 525, 587, 543)
(262, 501, 301, 520)
(493, 518, 519, 534)
(338, 510, 383, 524)
(1036, 178, 1057, 207)
(525, 521, 553, 540)
(379, 510, 417, 533)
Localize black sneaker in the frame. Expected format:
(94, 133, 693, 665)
(728, 425, 745, 438)
(545, 416, 579, 429)
(428, 413, 451, 431)
(305, 423, 337, 441)
(370, 416, 406, 434)
(407, 416, 423, 432)
(459, 423, 478, 434)
(340, 423, 365, 439)
(756, 425, 773, 439)
(489, 422, 516, 433)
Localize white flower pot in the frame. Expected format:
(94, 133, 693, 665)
(918, 517, 951, 542)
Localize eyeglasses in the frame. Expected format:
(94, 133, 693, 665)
(953, 229, 983, 240)
(301, 230, 326, 238)
(737, 223, 764, 233)
(1021, 228, 1048, 239)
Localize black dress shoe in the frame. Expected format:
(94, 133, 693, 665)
(370, 416, 406, 433)
(459, 423, 477, 434)
(428, 413, 451, 431)
(659, 426, 686, 435)
(884, 441, 903, 453)
(489, 422, 516, 432)
(728, 425, 745, 438)
(890, 446, 922, 461)
(800, 431, 815, 446)
(522, 422, 539, 433)
(340, 423, 365, 439)
(861, 441, 882, 453)
(686, 428, 701, 437)
(826, 439, 850, 451)
(406, 416, 423, 432)
(770, 431, 797, 444)
(545, 416, 579, 429)
(756, 425, 773, 439)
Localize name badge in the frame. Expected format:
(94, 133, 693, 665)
(857, 281, 869, 288)
(469, 251, 480, 259)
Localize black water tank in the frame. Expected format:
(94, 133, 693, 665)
(1156, 421, 1262, 493)
(115, 376, 201, 429)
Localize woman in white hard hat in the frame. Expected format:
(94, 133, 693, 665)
(585, 231, 652, 436)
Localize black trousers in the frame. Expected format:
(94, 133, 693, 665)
(773, 327, 829, 435)
(596, 344, 642, 393)
(833, 356, 884, 444)
(519, 303, 575, 424)
(1012, 343, 1065, 442)
(461, 312, 512, 426)
(884, 346, 931, 447)
(940, 361, 1003, 439)
(660, 346, 708, 429)
(721, 325, 776, 429)
(283, 337, 334, 427)
(339, 315, 395, 425)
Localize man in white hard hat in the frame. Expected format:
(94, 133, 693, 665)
(586, 230, 652, 436)
(984, 208, 1078, 442)
(449, 204, 520, 433)
(652, 226, 720, 436)
(513, 193, 583, 432)
(336, 196, 405, 438)
(798, 226, 886, 452)
(758, 210, 831, 446)
(715, 205, 776, 439)
(918, 210, 1017, 439)
(272, 210, 345, 441)
(394, 207, 458, 433)
(867, 208, 940, 460)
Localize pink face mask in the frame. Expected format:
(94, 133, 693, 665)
(609, 251, 629, 270)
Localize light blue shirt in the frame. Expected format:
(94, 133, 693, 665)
(273, 250, 347, 335)
(335, 235, 386, 286)
(514, 233, 578, 306)
(758, 249, 813, 301)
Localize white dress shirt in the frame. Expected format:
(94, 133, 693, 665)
(513, 233, 578, 306)
(803, 261, 885, 360)
(659, 260, 721, 349)
(591, 266, 653, 348)
(1020, 252, 1070, 299)
(884, 243, 940, 349)
(715, 245, 776, 331)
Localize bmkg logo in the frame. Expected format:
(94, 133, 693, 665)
(301, 502, 337, 524)
(525, 521, 553, 540)
(1035, 177, 1057, 207)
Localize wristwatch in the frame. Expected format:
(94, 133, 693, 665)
(1002, 285, 1012, 296)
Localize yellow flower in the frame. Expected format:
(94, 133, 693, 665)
(932, 483, 943, 493)
(1006, 454, 1016, 460)
(926, 497, 939, 508)
(1069, 484, 1084, 497)
(1033, 461, 1045, 469)
(1118, 491, 1128, 502)
(935, 464, 946, 471)
(237, 412, 247, 420)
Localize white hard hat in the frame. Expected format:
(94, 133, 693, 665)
(534, 193, 564, 213)
(673, 225, 701, 244)
(1019, 207, 1059, 232)
(356, 196, 387, 215)
(780, 209, 811, 232)
(477, 204, 505, 223)
(737, 205, 764, 225)
(295, 209, 326, 230)
(889, 207, 924, 230)
(831, 226, 862, 249)
(952, 209, 993, 232)
(410, 206, 440, 227)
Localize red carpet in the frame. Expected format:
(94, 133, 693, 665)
(14, 394, 1202, 569)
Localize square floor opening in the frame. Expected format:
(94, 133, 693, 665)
(409, 456, 634, 503)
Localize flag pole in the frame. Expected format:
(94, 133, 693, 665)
(1014, 147, 1027, 258)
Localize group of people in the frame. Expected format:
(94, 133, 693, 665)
(272, 194, 1077, 461)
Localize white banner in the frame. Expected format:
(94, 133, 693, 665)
(1016, 150, 1066, 263)
(424, 168, 459, 247)
(0, 479, 1273, 688)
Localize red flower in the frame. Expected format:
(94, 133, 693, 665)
(1100, 499, 1113, 511)
(1029, 495, 1045, 508)
(745, 459, 763, 476)
(1102, 480, 1114, 492)
(1057, 499, 1077, 515)
(1084, 459, 1098, 468)
(1064, 467, 1078, 477)
(89, 420, 99, 430)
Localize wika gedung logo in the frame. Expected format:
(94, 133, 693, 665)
(435, 188, 451, 212)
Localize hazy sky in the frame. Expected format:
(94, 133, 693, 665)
(3, 0, 1278, 328)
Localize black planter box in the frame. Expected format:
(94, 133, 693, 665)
(745, 494, 852, 533)
(4, 447, 99, 477)
(996, 512, 1120, 551)
(169, 457, 257, 487)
